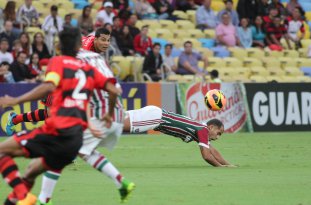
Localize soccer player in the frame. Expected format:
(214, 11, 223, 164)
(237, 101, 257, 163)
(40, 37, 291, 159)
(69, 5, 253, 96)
(124, 106, 236, 167)
(5, 28, 135, 205)
(0, 27, 121, 205)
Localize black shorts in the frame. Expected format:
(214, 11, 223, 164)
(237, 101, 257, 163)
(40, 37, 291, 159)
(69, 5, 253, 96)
(14, 126, 83, 170)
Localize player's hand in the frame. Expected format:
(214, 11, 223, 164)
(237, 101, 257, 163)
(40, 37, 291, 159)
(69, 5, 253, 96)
(102, 114, 113, 128)
(0, 95, 19, 108)
(88, 122, 102, 138)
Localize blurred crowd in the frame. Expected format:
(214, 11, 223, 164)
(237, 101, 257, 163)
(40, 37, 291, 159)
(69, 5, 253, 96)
(0, 0, 310, 83)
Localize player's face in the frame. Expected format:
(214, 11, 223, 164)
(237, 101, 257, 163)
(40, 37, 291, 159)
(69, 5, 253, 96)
(208, 125, 224, 141)
(94, 34, 110, 53)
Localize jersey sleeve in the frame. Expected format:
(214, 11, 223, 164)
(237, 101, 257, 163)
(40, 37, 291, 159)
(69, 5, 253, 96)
(197, 128, 210, 149)
(45, 57, 63, 87)
(92, 65, 117, 90)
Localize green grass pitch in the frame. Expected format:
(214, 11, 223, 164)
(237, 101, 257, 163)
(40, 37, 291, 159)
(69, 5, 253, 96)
(1, 132, 311, 205)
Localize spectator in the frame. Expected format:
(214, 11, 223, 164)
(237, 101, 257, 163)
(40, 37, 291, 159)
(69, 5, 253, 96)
(266, 15, 291, 50)
(216, 12, 240, 47)
(196, 0, 217, 30)
(19, 32, 32, 57)
(78, 6, 94, 36)
(286, 0, 303, 16)
(11, 40, 22, 60)
(210, 69, 221, 83)
(135, 0, 159, 19)
(9, 51, 35, 82)
(112, 16, 122, 37)
(16, 0, 39, 28)
(32, 32, 51, 62)
(3, 1, 21, 33)
(142, 43, 163, 81)
(257, 0, 270, 17)
(163, 44, 177, 73)
(177, 41, 208, 75)
(0, 62, 14, 83)
(0, 38, 14, 64)
(63, 14, 73, 28)
(112, 0, 131, 21)
(177, 0, 197, 12)
(263, 7, 278, 26)
(28, 52, 41, 78)
(127, 14, 140, 38)
(268, 0, 287, 17)
(251, 16, 266, 48)
(237, 0, 258, 22)
(152, 0, 174, 20)
(42, 5, 63, 55)
(237, 18, 252, 48)
(217, 0, 239, 27)
(285, 7, 305, 49)
(0, 20, 19, 51)
(116, 25, 135, 56)
(96, 2, 115, 25)
(133, 25, 152, 56)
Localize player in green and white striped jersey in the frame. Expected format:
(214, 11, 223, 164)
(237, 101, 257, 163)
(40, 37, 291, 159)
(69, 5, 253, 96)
(125, 106, 236, 167)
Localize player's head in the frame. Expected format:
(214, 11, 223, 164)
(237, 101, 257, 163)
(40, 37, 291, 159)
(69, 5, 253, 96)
(94, 27, 111, 53)
(59, 27, 81, 57)
(206, 119, 224, 141)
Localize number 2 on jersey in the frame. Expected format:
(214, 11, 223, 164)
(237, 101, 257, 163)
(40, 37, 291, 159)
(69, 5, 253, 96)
(73, 69, 87, 100)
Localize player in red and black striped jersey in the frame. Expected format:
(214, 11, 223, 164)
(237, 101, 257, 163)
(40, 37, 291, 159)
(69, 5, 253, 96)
(0, 27, 121, 204)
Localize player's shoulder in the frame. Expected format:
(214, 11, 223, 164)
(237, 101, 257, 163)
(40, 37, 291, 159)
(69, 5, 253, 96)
(78, 49, 101, 59)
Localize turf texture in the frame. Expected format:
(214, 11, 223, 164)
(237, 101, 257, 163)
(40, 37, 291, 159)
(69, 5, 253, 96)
(0, 132, 311, 205)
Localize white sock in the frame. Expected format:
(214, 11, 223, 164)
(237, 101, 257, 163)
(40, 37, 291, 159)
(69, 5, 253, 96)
(82, 150, 123, 188)
(38, 170, 61, 203)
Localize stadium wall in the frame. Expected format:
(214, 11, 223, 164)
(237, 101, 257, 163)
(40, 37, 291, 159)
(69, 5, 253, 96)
(0, 82, 310, 136)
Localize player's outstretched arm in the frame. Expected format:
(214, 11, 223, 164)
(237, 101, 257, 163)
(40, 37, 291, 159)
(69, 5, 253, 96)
(199, 146, 223, 167)
(209, 145, 230, 165)
(0, 82, 55, 108)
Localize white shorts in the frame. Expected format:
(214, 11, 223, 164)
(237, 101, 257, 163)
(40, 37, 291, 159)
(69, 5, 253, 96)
(79, 118, 124, 155)
(126, 105, 162, 133)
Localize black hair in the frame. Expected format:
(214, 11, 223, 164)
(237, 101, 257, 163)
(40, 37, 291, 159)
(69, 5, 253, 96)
(113, 16, 120, 22)
(153, 43, 161, 48)
(141, 25, 149, 30)
(295, 6, 305, 17)
(29, 52, 39, 65)
(50, 5, 58, 11)
(206, 119, 224, 128)
(224, 0, 233, 4)
(95, 27, 111, 37)
(82, 5, 91, 18)
(165, 44, 173, 49)
(16, 51, 27, 58)
(184, 41, 192, 47)
(210, 69, 219, 78)
(59, 27, 81, 57)
(0, 38, 8, 43)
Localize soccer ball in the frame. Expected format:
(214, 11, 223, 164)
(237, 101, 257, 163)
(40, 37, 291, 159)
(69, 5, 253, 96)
(204, 89, 226, 111)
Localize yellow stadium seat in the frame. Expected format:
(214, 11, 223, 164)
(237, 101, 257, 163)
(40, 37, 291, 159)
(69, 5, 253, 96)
(250, 67, 270, 76)
(155, 29, 174, 39)
(211, 1, 224, 11)
(262, 57, 281, 68)
(58, 8, 68, 18)
(297, 58, 311, 67)
(266, 76, 282, 82)
(265, 50, 283, 58)
(280, 38, 295, 49)
(208, 57, 226, 67)
(279, 57, 299, 68)
(229, 48, 248, 60)
(110, 56, 131, 81)
(172, 30, 191, 38)
(173, 10, 188, 19)
(188, 29, 205, 38)
(298, 48, 308, 58)
(266, 67, 286, 76)
(176, 20, 195, 29)
(243, 58, 263, 67)
(306, 12, 311, 21)
(246, 48, 265, 58)
(204, 29, 216, 38)
(141, 20, 162, 30)
(58, 1, 74, 9)
(223, 57, 243, 67)
(195, 47, 214, 58)
(295, 76, 311, 82)
(283, 67, 304, 76)
(159, 20, 178, 29)
(283, 49, 299, 58)
(92, 1, 102, 10)
(131, 56, 145, 82)
(167, 38, 183, 48)
(90, 8, 97, 19)
(301, 39, 311, 48)
(249, 75, 267, 83)
(148, 29, 157, 38)
(186, 10, 196, 23)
